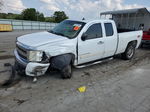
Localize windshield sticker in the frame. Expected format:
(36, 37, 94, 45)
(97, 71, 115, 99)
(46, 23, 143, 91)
(73, 24, 81, 31)
(73, 26, 80, 31)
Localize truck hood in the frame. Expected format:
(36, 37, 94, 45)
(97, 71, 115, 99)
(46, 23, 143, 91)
(17, 31, 68, 47)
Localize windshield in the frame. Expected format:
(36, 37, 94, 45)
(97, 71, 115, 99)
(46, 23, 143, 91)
(48, 20, 86, 39)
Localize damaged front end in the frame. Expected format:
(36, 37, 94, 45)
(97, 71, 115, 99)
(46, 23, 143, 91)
(14, 46, 50, 77)
(25, 62, 50, 77)
(25, 50, 50, 76)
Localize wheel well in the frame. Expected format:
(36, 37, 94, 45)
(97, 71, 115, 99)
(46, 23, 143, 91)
(49, 53, 75, 70)
(127, 40, 137, 48)
(68, 53, 75, 65)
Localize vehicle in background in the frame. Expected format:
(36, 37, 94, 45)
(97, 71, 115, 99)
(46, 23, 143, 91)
(141, 29, 150, 47)
(0, 24, 12, 32)
(14, 19, 142, 79)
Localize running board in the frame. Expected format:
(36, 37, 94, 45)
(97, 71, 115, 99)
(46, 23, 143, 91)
(75, 57, 113, 68)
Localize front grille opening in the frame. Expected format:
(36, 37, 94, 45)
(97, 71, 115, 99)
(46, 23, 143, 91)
(18, 51, 27, 60)
(16, 44, 28, 60)
(16, 45, 27, 54)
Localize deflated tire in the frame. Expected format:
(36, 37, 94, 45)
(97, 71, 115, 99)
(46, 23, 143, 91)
(61, 65, 72, 79)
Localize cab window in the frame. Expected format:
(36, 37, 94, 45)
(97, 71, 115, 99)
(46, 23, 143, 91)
(104, 23, 114, 36)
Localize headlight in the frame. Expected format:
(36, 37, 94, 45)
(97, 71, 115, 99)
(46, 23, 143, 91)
(28, 50, 43, 62)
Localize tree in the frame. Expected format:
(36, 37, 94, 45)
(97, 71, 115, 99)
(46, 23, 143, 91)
(21, 8, 37, 21)
(36, 11, 45, 21)
(45, 17, 55, 22)
(0, 7, 69, 23)
(0, 13, 7, 19)
(0, 12, 22, 19)
(6, 13, 21, 19)
(53, 11, 68, 23)
(15, 14, 23, 20)
(21, 8, 45, 21)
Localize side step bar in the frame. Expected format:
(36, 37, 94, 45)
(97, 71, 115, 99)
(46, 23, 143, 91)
(75, 57, 113, 68)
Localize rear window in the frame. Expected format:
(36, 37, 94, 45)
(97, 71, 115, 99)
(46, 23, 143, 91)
(104, 23, 114, 36)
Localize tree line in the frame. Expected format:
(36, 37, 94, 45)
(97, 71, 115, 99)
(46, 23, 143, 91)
(0, 8, 69, 23)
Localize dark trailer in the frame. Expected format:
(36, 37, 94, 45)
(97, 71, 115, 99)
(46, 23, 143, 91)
(100, 8, 150, 32)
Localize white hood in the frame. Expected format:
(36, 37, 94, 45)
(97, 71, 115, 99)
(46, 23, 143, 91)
(17, 31, 68, 47)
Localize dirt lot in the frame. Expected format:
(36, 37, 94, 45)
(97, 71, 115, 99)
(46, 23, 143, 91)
(0, 31, 150, 112)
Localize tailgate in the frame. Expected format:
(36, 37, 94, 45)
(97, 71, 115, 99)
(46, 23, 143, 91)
(143, 31, 150, 40)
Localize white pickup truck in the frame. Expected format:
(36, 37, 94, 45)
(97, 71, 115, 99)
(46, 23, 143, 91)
(14, 19, 142, 79)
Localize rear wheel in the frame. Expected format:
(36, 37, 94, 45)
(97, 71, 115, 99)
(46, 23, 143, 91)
(140, 43, 144, 48)
(61, 65, 72, 79)
(122, 43, 135, 60)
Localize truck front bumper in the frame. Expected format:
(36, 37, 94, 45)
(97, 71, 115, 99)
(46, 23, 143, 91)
(14, 49, 50, 77)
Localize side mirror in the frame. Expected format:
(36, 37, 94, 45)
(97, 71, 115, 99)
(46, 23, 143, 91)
(81, 33, 87, 41)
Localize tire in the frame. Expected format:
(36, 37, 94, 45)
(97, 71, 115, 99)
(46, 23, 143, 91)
(122, 43, 135, 60)
(61, 65, 72, 79)
(140, 43, 144, 48)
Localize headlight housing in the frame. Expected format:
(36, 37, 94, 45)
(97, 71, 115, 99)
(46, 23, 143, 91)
(28, 50, 43, 62)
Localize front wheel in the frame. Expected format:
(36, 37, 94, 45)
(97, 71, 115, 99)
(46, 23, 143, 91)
(61, 65, 72, 79)
(121, 43, 135, 60)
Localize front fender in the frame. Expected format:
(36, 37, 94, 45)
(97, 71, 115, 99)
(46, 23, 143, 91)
(50, 54, 75, 70)
(37, 38, 77, 57)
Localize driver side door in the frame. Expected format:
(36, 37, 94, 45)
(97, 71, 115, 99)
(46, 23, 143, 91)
(78, 23, 105, 64)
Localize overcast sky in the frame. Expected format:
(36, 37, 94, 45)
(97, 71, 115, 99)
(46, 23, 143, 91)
(1, 0, 150, 19)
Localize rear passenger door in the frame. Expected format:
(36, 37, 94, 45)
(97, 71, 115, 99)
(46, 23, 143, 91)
(103, 22, 118, 57)
(78, 23, 105, 64)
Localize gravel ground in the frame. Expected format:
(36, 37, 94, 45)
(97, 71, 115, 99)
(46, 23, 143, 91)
(0, 31, 150, 112)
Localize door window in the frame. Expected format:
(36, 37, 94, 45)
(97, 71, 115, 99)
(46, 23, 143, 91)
(85, 23, 102, 40)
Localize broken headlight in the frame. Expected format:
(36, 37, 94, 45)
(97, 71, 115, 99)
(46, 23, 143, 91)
(28, 50, 43, 62)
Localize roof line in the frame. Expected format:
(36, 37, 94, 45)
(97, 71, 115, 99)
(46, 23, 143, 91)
(100, 7, 150, 15)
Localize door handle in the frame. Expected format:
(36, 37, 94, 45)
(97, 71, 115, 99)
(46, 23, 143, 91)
(97, 41, 104, 44)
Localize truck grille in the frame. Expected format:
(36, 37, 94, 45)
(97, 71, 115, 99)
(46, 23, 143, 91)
(16, 44, 28, 60)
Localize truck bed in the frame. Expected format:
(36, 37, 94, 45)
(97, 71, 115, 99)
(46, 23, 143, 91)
(115, 30, 142, 54)
(117, 28, 136, 33)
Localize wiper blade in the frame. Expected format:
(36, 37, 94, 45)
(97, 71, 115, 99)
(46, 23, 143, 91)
(48, 30, 70, 38)
(48, 30, 54, 33)
(48, 30, 64, 36)
(54, 32, 65, 36)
